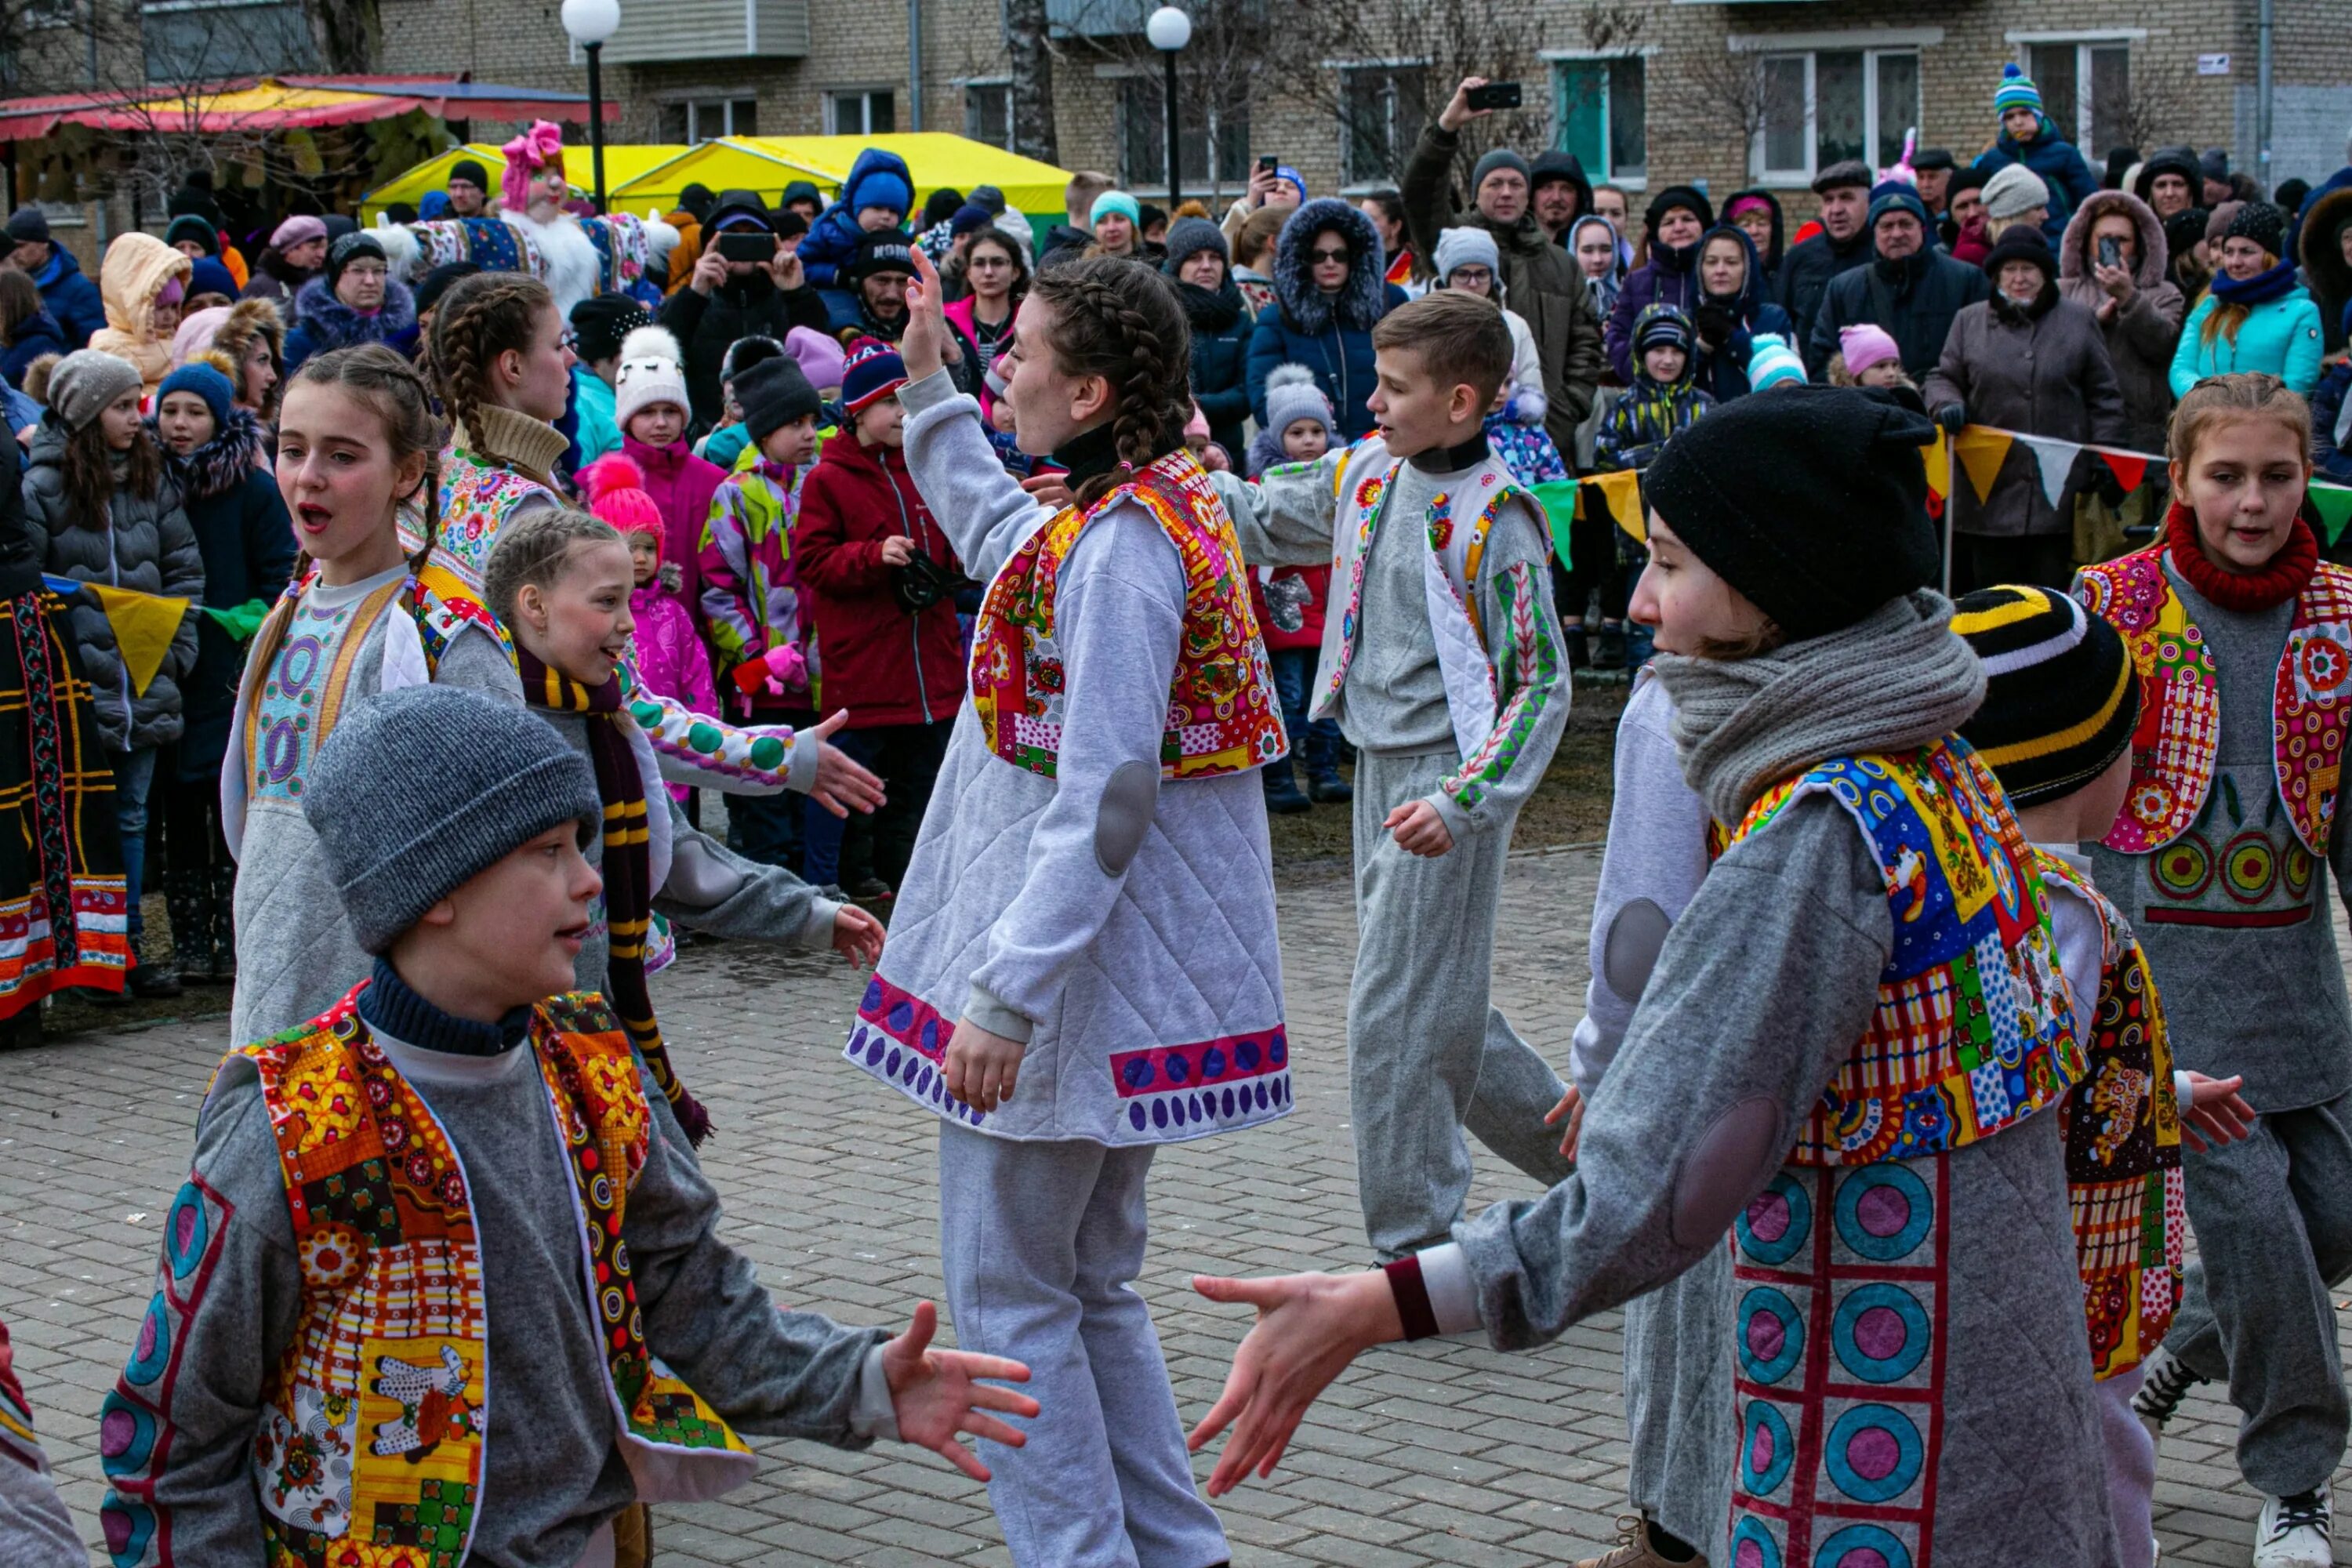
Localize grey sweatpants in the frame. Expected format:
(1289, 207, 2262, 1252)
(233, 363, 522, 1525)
(1623, 1243, 1737, 1562)
(2161, 1091, 2352, 1495)
(938, 1122, 1229, 1568)
(1349, 748, 1576, 1260)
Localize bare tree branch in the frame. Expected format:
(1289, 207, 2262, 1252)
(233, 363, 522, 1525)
(1004, 0, 1059, 165)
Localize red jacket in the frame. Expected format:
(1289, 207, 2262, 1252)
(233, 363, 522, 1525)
(1250, 564, 1330, 653)
(791, 432, 966, 728)
(622, 434, 728, 618)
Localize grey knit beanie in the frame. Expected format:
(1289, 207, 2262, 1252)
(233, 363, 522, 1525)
(1262, 363, 1335, 441)
(1471, 147, 1533, 198)
(302, 684, 602, 954)
(1432, 226, 1501, 282)
(47, 350, 143, 431)
(1982, 163, 2049, 222)
(1161, 216, 1229, 271)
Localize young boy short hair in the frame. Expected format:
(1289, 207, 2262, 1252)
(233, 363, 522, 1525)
(99, 684, 1032, 1563)
(1218, 287, 1576, 1258)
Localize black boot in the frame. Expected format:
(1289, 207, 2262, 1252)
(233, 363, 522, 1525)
(1263, 760, 1311, 815)
(128, 927, 180, 999)
(207, 863, 238, 984)
(165, 869, 210, 987)
(1595, 622, 1627, 670)
(1308, 769, 1353, 804)
(1565, 624, 1591, 671)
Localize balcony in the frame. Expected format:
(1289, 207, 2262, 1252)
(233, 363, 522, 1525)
(588, 0, 808, 64)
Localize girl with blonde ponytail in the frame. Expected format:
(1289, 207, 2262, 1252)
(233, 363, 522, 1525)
(839, 249, 1290, 1565)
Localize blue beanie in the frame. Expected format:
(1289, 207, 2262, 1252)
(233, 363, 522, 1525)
(1275, 165, 1308, 204)
(855, 170, 912, 219)
(1866, 181, 1931, 234)
(840, 336, 908, 413)
(1995, 63, 2043, 119)
(186, 256, 238, 302)
(1634, 303, 1694, 356)
(1090, 189, 1142, 227)
(156, 361, 234, 427)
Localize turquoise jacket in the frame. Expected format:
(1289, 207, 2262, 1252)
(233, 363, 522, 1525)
(572, 367, 623, 465)
(2170, 287, 2324, 398)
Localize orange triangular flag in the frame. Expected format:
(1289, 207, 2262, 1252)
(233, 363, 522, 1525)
(1919, 434, 1951, 503)
(1589, 469, 1644, 543)
(1953, 427, 2014, 505)
(2101, 452, 2148, 493)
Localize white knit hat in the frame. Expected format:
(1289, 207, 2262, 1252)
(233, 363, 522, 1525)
(614, 325, 689, 428)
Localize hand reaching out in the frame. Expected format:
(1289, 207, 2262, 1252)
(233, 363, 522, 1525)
(899, 247, 951, 383)
(2180, 1071, 2256, 1154)
(1186, 1270, 1402, 1494)
(832, 904, 884, 967)
(800, 710, 887, 818)
(1544, 1082, 1585, 1160)
(881, 1301, 1039, 1481)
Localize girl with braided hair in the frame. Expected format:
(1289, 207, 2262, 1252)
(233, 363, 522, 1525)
(423, 269, 889, 823)
(222, 343, 524, 1045)
(843, 249, 1289, 1564)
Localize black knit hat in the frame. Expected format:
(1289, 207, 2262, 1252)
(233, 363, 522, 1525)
(6, 207, 50, 245)
(1951, 585, 2140, 807)
(1642, 386, 1940, 642)
(570, 292, 652, 365)
(1644, 184, 1715, 237)
(1947, 167, 1990, 198)
(849, 229, 917, 281)
(414, 261, 480, 317)
(735, 354, 822, 442)
(325, 231, 387, 289)
(448, 159, 490, 192)
(2226, 200, 2288, 256)
(1983, 225, 2058, 281)
(2162, 206, 2210, 263)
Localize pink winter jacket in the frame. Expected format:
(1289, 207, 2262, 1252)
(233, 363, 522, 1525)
(628, 583, 720, 802)
(623, 433, 729, 621)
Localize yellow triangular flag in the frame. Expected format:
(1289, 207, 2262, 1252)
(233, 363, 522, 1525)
(1952, 427, 2013, 506)
(89, 583, 191, 699)
(1919, 433, 1951, 506)
(1591, 469, 1645, 544)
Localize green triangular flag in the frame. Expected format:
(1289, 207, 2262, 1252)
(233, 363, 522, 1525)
(1529, 480, 1581, 571)
(2311, 484, 2352, 546)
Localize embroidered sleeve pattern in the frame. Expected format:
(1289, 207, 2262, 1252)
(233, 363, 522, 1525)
(622, 658, 793, 791)
(1441, 559, 1559, 816)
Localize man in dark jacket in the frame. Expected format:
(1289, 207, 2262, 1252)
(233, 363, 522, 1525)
(1402, 76, 1605, 466)
(5, 209, 104, 350)
(1914, 148, 1958, 220)
(1530, 151, 1592, 246)
(1774, 159, 1874, 354)
(1807, 183, 1991, 379)
(659, 190, 829, 430)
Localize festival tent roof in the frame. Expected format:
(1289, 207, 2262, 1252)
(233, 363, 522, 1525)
(612, 133, 1073, 223)
(360, 143, 691, 221)
(0, 74, 609, 145)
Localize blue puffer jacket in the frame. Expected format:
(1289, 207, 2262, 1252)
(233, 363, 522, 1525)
(797, 148, 916, 289)
(1973, 120, 2099, 243)
(2171, 283, 2325, 398)
(33, 247, 104, 350)
(0, 307, 66, 388)
(1245, 198, 1404, 441)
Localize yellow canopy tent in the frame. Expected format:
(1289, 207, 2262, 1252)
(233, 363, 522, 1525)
(612, 133, 1073, 230)
(358, 143, 690, 223)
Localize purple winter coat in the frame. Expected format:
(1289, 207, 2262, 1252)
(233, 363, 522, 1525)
(1604, 242, 1703, 384)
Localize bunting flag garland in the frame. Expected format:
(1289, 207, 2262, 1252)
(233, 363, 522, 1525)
(2310, 485, 2352, 547)
(2101, 452, 2148, 494)
(2015, 435, 2082, 509)
(1588, 469, 1645, 545)
(1528, 479, 1581, 570)
(1953, 426, 2014, 505)
(37, 577, 273, 698)
(1919, 434, 1951, 519)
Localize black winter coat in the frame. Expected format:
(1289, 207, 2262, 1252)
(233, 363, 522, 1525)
(1777, 227, 1874, 354)
(660, 274, 832, 431)
(1177, 278, 1254, 459)
(1806, 248, 1991, 379)
(160, 409, 294, 775)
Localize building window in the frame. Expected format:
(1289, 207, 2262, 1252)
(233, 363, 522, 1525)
(1340, 64, 1426, 188)
(2028, 41, 2131, 158)
(658, 96, 757, 145)
(1116, 78, 1251, 192)
(826, 89, 896, 136)
(1755, 49, 1918, 184)
(965, 82, 1012, 150)
(1552, 56, 1645, 183)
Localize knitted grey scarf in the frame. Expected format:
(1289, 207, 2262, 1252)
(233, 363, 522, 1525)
(1653, 590, 1987, 826)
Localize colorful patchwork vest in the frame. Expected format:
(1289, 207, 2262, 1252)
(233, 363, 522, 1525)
(2077, 546, 2352, 855)
(970, 446, 1283, 779)
(2031, 848, 2186, 1380)
(1308, 441, 1541, 765)
(231, 988, 750, 1564)
(433, 445, 560, 591)
(1726, 739, 2086, 1166)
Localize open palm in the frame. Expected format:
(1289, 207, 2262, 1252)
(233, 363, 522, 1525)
(881, 1301, 1040, 1480)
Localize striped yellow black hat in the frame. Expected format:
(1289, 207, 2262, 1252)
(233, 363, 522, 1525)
(1951, 584, 2140, 808)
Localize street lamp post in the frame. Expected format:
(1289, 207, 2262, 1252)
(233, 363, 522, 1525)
(1145, 5, 1190, 214)
(561, 0, 622, 212)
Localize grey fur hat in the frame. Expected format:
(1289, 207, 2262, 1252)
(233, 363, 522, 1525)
(302, 684, 601, 954)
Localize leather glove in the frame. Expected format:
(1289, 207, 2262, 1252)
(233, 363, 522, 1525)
(1936, 402, 1966, 435)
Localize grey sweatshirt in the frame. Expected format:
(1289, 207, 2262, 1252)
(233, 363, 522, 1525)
(108, 1010, 894, 1566)
(1336, 454, 1459, 754)
(0, 1394, 81, 1568)
(2089, 560, 2352, 1110)
(1414, 794, 2121, 1565)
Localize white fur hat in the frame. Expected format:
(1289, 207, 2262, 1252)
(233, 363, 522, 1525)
(614, 325, 689, 428)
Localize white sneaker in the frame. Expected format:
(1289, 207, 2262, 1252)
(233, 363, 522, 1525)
(2132, 1341, 2199, 1446)
(2253, 1487, 2332, 1567)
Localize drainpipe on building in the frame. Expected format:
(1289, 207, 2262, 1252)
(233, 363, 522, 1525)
(908, 0, 924, 132)
(2257, 0, 2274, 195)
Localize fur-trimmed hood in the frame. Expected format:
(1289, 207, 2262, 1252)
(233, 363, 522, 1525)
(1272, 198, 1387, 336)
(2057, 189, 2169, 292)
(289, 273, 417, 351)
(2299, 183, 2352, 312)
(161, 405, 269, 503)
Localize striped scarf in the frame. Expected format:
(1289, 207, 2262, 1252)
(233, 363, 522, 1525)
(516, 646, 711, 1145)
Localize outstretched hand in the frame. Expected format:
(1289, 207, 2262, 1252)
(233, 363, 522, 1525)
(881, 1301, 1039, 1481)
(1185, 1269, 1403, 1495)
(1544, 1082, 1585, 1160)
(900, 248, 951, 383)
(2180, 1071, 2256, 1154)
(803, 710, 886, 818)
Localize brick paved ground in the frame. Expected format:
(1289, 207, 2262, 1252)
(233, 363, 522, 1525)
(3, 845, 2347, 1566)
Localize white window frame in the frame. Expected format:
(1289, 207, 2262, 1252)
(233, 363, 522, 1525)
(660, 95, 757, 144)
(825, 88, 895, 137)
(1748, 46, 1920, 188)
(2006, 33, 2140, 154)
(1330, 57, 1430, 193)
(1541, 46, 1653, 190)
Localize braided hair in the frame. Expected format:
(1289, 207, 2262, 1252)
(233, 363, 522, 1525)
(287, 343, 446, 575)
(1025, 256, 1192, 506)
(426, 270, 554, 454)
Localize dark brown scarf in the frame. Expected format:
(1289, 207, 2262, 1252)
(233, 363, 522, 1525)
(517, 645, 711, 1144)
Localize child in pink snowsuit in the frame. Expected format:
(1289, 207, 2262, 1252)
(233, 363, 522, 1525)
(581, 453, 720, 804)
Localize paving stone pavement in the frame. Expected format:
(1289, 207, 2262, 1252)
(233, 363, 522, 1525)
(2, 844, 2347, 1566)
